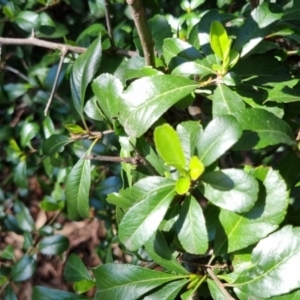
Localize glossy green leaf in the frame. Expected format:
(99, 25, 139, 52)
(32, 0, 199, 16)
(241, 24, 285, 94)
(197, 115, 242, 166)
(210, 21, 231, 62)
(119, 75, 198, 137)
(39, 12, 55, 35)
(189, 156, 205, 180)
(64, 253, 93, 282)
(119, 178, 176, 251)
(43, 134, 71, 156)
(283, 0, 300, 20)
(65, 155, 91, 220)
(15, 200, 35, 232)
(65, 124, 86, 134)
(207, 279, 227, 300)
(176, 196, 208, 254)
(92, 73, 123, 124)
(144, 231, 189, 274)
(233, 3, 282, 57)
(202, 169, 259, 213)
(234, 108, 296, 150)
(176, 121, 202, 167)
(93, 263, 184, 299)
(15, 11, 39, 32)
(144, 279, 188, 300)
(176, 177, 191, 195)
(214, 167, 288, 254)
(70, 35, 102, 119)
(154, 124, 186, 172)
(209, 84, 245, 117)
(0, 245, 14, 260)
(73, 280, 95, 294)
(10, 255, 36, 282)
(38, 235, 69, 255)
(84, 97, 105, 121)
(13, 161, 27, 189)
(234, 225, 300, 298)
(20, 122, 40, 147)
(32, 286, 91, 300)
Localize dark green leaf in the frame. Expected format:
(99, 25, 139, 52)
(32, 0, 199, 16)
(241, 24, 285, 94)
(65, 155, 91, 220)
(10, 255, 36, 282)
(197, 115, 242, 166)
(92, 73, 123, 124)
(214, 167, 288, 254)
(13, 161, 27, 189)
(202, 169, 259, 213)
(70, 35, 102, 119)
(32, 286, 91, 300)
(283, 0, 300, 20)
(176, 196, 208, 254)
(38, 235, 69, 255)
(119, 75, 198, 137)
(43, 134, 71, 156)
(119, 178, 176, 251)
(63, 253, 93, 282)
(93, 263, 185, 300)
(15, 11, 39, 32)
(154, 124, 186, 172)
(234, 225, 300, 298)
(15, 200, 35, 232)
(144, 231, 189, 274)
(209, 84, 245, 117)
(234, 108, 296, 150)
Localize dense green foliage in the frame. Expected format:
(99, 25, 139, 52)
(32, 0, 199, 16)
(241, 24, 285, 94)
(1, 0, 300, 299)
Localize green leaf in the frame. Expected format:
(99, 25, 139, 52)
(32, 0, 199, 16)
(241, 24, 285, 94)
(175, 177, 191, 195)
(15, 200, 35, 232)
(202, 169, 259, 213)
(207, 279, 227, 300)
(65, 124, 86, 134)
(234, 108, 296, 150)
(0, 245, 15, 260)
(214, 167, 288, 254)
(119, 178, 176, 251)
(84, 97, 105, 121)
(20, 122, 40, 147)
(38, 235, 69, 255)
(119, 75, 198, 137)
(15, 11, 39, 32)
(210, 21, 231, 62)
(197, 115, 242, 166)
(39, 12, 55, 35)
(144, 231, 189, 274)
(209, 84, 245, 117)
(10, 255, 36, 282)
(233, 225, 300, 298)
(154, 124, 186, 172)
(65, 155, 91, 220)
(13, 161, 27, 189)
(283, 0, 300, 20)
(163, 38, 214, 78)
(73, 280, 95, 294)
(3, 285, 17, 300)
(144, 279, 188, 300)
(70, 35, 102, 119)
(176, 121, 203, 167)
(32, 286, 91, 300)
(176, 196, 208, 254)
(233, 3, 283, 57)
(189, 156, 205, 181)
(63, 253, 93, 282)
(92, 73, 123, 125)
(43, 134, 71, 156)
(93, 263, 185, 299)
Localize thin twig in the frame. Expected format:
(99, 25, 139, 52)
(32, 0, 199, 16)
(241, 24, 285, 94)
(104, 0, 116, 50)
(44, 46, 67, 115)
(126, 0, 155, 67)
(206, 268, 235, 300)
(85, 154, 141, 165)
(4, 65, 30, 82)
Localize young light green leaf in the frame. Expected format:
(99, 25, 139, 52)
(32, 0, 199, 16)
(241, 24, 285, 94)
(176, 177, 191, 195)
(176, 196, 208, 254)
(73, 280, 95, 294)
(93, 263, 185, 300)
(210, 21, 231, 62)
(43, 134, 71, 156)
(144, 231, 189, 275)
(233, 225, 300, 298)
(197, 115, 242, 166)
(202, 169, 259, 213)
(234, 108, 296, 150)
(119, 178, 176, 251)
(154, 124, 186, 172)
(70, 35, 102, 119)
(208, 84, 245, 117)
(65, 155, 91, 220)
(214, 167, 288, 254)
(189, 156, 205, 181)
(65, 124, 86, 134)
(92, 73, 123, 124)
(119, 75, 198, 137)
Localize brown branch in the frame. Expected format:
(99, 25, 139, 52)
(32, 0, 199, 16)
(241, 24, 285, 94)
(85, 154, 141, 165)
(126, 0, 155, 67)
(104, 0, 116, 50)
